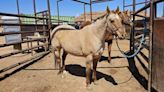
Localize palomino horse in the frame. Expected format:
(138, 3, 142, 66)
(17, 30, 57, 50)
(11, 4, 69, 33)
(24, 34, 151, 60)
(51, 7, 126, 87)
(80, 7, 132, 63)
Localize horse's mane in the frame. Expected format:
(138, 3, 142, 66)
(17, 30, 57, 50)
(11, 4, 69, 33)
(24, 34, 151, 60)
(93, 13, 108, 22)
(80, 13, 108, 29)
(51, 24, 75, 39)
(80, 21, 92, 29)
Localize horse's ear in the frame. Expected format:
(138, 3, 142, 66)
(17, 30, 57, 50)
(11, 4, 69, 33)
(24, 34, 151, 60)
(125, 10, 128, 14)
(116, 6, 120, 13)
(106, 6, 110, 14)
(125, 10, 131, 16)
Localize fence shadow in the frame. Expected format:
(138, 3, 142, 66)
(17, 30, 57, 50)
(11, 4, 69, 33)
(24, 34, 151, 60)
(0, 53, 47, 81)
(127, 57, 148, 89)
(65, 64, 117, 85)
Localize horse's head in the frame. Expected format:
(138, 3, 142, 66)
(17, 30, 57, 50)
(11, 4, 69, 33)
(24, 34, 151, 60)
(115, 7, 132, 27)
(105, 7, 126, 39)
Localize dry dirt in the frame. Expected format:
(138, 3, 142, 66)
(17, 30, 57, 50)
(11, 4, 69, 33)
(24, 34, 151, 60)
(0, 28, 148, 92)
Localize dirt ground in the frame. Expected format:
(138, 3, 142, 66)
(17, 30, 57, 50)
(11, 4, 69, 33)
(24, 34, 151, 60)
(0, 35, 148, 92)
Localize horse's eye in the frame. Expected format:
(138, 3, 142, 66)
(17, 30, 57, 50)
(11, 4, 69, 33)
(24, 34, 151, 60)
(110, 20, 114, 23)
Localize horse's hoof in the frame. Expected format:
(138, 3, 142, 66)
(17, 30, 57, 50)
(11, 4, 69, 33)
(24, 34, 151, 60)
(107, 60, 111, 63)
(57, 71, 63, 75)
(61, 70, 67, 78)
(61, 74, 65, 78)
(86, 85, 92, 91)
(93, 81, 98, 85)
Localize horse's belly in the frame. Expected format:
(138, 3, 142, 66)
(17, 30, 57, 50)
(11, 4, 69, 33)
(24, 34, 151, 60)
(60, 38, 84, 56)
(63, 46, 84, 56)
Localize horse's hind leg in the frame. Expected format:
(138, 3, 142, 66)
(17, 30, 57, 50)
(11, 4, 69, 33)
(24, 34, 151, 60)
(54, 48, 62, 73)
(51, 47, 57, 69)
(59, 50, 67, 74)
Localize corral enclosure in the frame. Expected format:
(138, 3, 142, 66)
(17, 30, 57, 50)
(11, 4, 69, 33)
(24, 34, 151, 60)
(0, 0, 164, 92)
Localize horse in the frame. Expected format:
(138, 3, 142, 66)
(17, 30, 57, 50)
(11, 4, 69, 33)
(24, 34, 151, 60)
(80, 7, 132, 63)
(51, 7, 126, 88)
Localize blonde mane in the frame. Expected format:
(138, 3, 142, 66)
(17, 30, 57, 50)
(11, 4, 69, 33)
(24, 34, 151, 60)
(50, 24, 75, 39)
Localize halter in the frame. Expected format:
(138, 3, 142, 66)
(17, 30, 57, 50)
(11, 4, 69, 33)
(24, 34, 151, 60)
(122, 20, 132, 26)
(105, 17, 123, 36)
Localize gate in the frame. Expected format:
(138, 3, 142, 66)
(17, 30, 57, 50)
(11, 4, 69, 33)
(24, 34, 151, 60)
(123, 0, 164, 92)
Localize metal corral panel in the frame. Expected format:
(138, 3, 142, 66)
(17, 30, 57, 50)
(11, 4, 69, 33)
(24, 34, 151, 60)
(152, 18, 164, 92)
(1, 16, 22, 43)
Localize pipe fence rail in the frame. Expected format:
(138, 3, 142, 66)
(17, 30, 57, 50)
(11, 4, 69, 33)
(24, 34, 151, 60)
(0, 0, 52, 76)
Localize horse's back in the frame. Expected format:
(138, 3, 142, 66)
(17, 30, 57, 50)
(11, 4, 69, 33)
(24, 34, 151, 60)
(51, 24, 75, 38)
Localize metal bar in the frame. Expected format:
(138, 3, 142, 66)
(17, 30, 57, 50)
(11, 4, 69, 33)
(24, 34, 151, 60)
(0, 30, 49, 36)
(0, 38, 46, 47)
(42, 13, 46, 36)
(134, 3, 150, 15)
(145, 0, 148, 17)
(134, 14, 149, 18)
(134, 0, 162, 15)
(0, 23, 48, 26)
(92, 0, 113, 4)
(84, 3, 86, 21)
(123, 0, 125, 11)
(36, 10, 48, 14)
(90, 0, 93, 21)
(16, 0, 20, 15)
(148, 0, 155, 92)
(16, 0, 22, 42)
(33, 0, 37, 32)
(16, 0, 21, 23)
(0, 51, 49, 74)
(57, 0, 60, 25)
(0, 12, 48, 19)
(124, 1, 150, 7)
(72, 0, 90, 5)
(130, 0, 135, 55)
(47, 0, 52, 46)
(163, 2, 164, 17)
(0, 43, 48, 59)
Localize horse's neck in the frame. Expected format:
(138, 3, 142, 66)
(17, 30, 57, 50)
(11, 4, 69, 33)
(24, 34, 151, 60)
(90, 18, 107, 41)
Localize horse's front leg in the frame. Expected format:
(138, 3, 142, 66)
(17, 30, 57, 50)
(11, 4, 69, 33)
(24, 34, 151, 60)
(107, 39, 113, 63)
(92, 55, 100, 85)
(86, 54, 93, 87)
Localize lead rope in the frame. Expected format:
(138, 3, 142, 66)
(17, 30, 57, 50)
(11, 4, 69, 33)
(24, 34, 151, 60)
(115, 34, 145, 58)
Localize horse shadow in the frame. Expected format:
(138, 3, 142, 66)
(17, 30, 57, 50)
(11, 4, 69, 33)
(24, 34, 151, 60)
(99, 56, 125, 62)
(65, 64, 117, 85)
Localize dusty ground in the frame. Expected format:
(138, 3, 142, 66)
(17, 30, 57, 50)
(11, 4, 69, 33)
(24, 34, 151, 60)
(0, 35, 148, 92)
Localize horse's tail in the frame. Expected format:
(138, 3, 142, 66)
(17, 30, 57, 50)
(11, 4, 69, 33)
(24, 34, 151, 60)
(50, 24, 75, 39)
